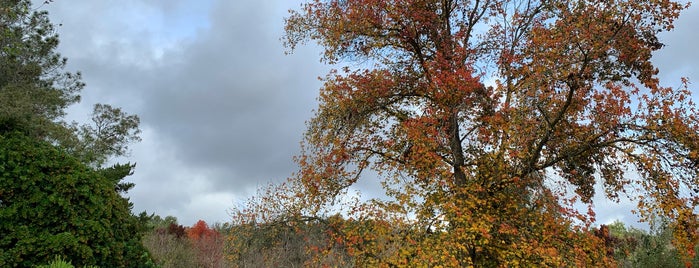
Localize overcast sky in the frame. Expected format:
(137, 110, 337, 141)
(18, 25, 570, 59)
(41, 1, 698, 227)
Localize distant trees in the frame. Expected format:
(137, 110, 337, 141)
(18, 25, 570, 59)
(187, 220, 226, 268)
(0, 0, 147, 266)
(227, 213, 699, 267)
(141, 216, 229, 268)
(141, 216, 197, 268)
(599, 220, 699, 268)
(228, 214, 351, 267)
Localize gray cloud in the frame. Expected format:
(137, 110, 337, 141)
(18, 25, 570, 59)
(139, 0, 325, 191)
(41, 1, 698, 227)
(45, 0, 325, 225)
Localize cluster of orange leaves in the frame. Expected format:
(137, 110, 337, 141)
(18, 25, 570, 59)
(186, 220, 225, 267)
(232, 0, 699, 267)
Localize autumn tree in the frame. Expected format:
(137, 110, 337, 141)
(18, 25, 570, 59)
(236, 0, 699, 266)
(186, 220, 227, 268)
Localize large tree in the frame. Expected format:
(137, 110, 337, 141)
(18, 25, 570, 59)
(237, 0, 698, 266)
(0, 0, 147, 266)
(0, 0, 140, 166)
(0, 0, 83, 137)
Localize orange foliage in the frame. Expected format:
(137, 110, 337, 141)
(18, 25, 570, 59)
(187, 220, 217, 241)
(235, 0, 698, 267)
(187, 220, 225, 268)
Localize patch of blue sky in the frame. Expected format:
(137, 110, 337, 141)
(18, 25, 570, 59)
(125, 1, 215, 58)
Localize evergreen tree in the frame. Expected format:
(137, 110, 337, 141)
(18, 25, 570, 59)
(0, 1, 149, 266)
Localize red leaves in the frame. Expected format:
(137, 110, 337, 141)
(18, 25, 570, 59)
(186, 220, 225, 267)
(253, 0, 699, 266)
(167, 223, 187, 239)
(187, 220, 218, 242)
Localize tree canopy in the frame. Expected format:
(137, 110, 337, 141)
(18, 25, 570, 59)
(0, 0, 83, 137)
(0, 0, 148, 266)
(0, 0, 140, 167)
(235, 0, 699, 266)
(0, 132, 149, 267)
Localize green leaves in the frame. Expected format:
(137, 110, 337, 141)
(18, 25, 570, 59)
(1, 1, 141, 168)
(72, 104, 142, 167)
(0, 132, 149, 267)
(0, 1, 148, 266)
(0, 0, 82, 136)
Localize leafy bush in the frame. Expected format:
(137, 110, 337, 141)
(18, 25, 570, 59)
(0, 132, 151, 267)
(35, 256, 98, 268)
(35, 256, 75, 268)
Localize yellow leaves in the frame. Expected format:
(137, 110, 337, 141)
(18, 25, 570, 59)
(232, 0, 699, 266)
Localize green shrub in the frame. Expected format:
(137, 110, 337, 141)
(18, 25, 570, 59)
(0, 132, 152, 266)
(35, 256, 102, 268)
(35, 256, 75, 268)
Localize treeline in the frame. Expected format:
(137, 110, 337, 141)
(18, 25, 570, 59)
(219, 214, 699, 267)
(598, 220, 699, 268)
(30, 211, 699, 267)
(137, 215, 228, 268)
(595, 220, 699, 268)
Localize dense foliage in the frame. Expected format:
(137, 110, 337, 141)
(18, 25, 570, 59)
(234, 0, 699, 266)
(0, 132, 149, 267)
(0, 0, 140, 166)
(0, 0, 82, 138)
(0, 0, 147, 266)
(227, 214, 698, 267)
(228, 215, 351, 267)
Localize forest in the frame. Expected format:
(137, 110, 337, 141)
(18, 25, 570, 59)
(1, 0, 698, 267)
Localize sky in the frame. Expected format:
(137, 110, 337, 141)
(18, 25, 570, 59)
(39, 1, 698, 227)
